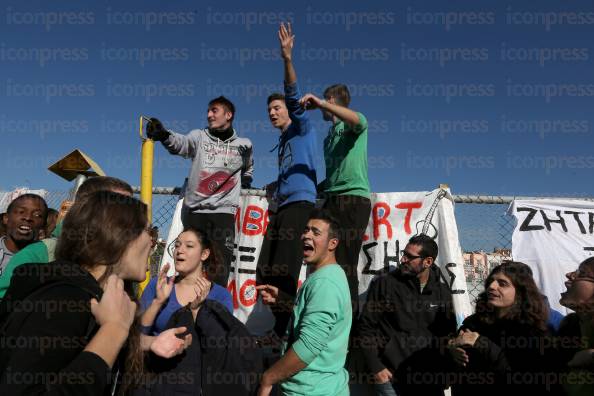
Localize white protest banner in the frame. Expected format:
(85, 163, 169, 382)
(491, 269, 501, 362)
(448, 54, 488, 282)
(510, 199, 594, 314)
(160, 198, 185, 278)
(160, 188, 472, 332)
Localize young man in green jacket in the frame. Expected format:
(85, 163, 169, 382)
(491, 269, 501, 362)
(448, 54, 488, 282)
(257, 209, 352, 396)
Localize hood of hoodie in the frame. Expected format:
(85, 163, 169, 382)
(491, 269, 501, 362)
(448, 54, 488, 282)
(3, 260, 102, 303)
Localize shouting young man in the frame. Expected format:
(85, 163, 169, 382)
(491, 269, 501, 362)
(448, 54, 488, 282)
(0, 194, 47, 278)
(257, 210, 352, 396)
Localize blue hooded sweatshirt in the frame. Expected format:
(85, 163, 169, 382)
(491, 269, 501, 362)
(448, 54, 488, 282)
(275, 82, 318, 207)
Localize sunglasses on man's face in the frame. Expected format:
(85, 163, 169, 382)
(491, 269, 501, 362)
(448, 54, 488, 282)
(399, 250, 424, 261)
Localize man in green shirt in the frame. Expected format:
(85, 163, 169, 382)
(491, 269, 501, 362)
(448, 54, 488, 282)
(300, 85, 371, 316)
(257, 209, 352, 396)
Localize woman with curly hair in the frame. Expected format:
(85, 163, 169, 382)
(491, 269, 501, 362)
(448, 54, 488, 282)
(447, 261, 556, 395)
(557, 257, 594, 396)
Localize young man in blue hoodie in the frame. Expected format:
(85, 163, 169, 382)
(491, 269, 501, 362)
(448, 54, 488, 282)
(147, 97, 254, 287)
(256, 23, 318, 338)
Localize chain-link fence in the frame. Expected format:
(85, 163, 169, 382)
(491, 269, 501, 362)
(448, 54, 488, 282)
(4, 187, 567, 307)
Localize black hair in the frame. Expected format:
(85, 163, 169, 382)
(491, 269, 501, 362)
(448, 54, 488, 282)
(208, 96, 236, 121)
(308, 209, 341, 241)
(408, 234, 438, 260)
(474, 261, 548, 332)
(267, 93, 285, 105)
(179, 226, 225, 282)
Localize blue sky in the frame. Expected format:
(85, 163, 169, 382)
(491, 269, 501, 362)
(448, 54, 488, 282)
(1, 0, 593, 201)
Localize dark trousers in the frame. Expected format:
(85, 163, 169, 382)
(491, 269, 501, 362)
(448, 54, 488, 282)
(256, 201, 314, 337)
(322, 194, 371, 316)
(182, 211, 235, 287)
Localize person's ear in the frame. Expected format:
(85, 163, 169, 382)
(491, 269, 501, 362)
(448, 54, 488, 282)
(328, 238, 339, 252)
(423, 256, 434, 268)
(225, 112, 232, 122)
(201, 248, 210, 262)
(2, 215, 7, 226)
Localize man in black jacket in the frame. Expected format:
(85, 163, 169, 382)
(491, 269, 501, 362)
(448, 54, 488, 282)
(357, 234, 456, 396)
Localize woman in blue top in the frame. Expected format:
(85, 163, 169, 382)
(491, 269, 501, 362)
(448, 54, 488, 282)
(140, 226, 233, 336)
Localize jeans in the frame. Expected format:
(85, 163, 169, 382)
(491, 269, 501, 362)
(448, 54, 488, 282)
(374, 382, 398, 396)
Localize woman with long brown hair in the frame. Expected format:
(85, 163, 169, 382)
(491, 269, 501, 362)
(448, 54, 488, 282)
(447, 261, 556, 395)
(0, 191, 185, 395)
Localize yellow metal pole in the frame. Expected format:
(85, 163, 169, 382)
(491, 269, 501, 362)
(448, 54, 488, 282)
(138, 116, 154, 293)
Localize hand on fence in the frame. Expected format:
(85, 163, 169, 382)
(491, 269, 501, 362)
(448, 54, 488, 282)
(146, 117, 170, 142)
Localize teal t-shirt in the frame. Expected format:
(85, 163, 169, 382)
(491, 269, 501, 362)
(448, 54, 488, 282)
(0, 222, 61, 298)
(0, 240, 50, 298)
(323, 112, 370, 198)
(281, 264, 352, 396)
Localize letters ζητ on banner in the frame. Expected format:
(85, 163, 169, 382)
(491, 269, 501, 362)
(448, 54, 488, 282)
(510, 199, 594, 314)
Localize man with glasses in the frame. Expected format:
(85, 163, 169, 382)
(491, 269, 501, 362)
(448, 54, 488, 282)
(356, 234, 456, 396)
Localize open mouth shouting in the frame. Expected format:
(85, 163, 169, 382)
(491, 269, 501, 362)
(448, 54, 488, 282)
(302, 240, 314, 258)
(16, 224, 33, 236)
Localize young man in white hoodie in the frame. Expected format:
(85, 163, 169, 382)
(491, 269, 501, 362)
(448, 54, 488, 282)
(147, 96, 254, 287)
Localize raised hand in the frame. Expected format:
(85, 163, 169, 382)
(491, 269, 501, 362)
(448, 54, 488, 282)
(190, 277, 212, 310)
(278, 22, 295, 61)
(155, 264, 174, 304)
(299, 93, 324, 110)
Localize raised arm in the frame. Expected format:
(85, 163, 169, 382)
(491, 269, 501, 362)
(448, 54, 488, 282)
(139, 265, 173, 333)
(300, 93, 362, 128)
(146, 118, 200, 158)
(279, 23, 296, 85)
(278, 23, 310, 131)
